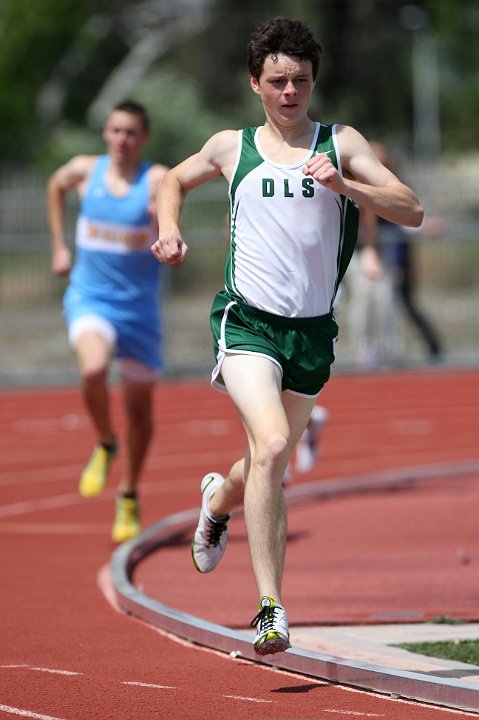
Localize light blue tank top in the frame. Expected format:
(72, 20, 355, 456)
(69, 155, 161, 313)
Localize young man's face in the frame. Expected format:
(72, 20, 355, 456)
(102, 110, 149, 163)
(250, 54, 315, 126)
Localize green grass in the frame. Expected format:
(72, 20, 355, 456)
(395, 616, 479, 666)
(430, 615, 466, 624)
(397, 639, 479, 666)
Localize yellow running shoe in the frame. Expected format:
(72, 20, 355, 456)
(79, 442, 117, 498)
(111, 496, 141, 544)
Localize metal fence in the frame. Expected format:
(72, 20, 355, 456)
(1, 164, 478, 387)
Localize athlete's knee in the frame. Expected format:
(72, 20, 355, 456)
(254, 431, 290, 470)
(75, 341, 111, 383)
(81, 362, 109, 387)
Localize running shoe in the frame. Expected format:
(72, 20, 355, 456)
(111, 495, 141, 544)
(191, 472, 230, 573)
(251, 596, 291, 656)
(79, 441, 117, 498)
(295, 405, 329, 473)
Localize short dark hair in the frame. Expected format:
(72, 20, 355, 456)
(247, 17, 322, 81)
(110, 99, 150, 130)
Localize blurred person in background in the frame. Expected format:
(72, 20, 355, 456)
(393, 223, 444, 362)
(283, 404, 329, 483)
(47, 99, 168, 543)
(348, 141, 443, 365)
(346, 200, 397, 367)
(152, 17, 423, 655)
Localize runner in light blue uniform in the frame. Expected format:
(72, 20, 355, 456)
(48, 100, 168, 544)
(64, 154, 163, 370)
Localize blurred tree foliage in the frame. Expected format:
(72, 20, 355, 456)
(0, 0, 94, 161)
(0, 0, 478, 169)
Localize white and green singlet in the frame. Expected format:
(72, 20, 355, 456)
(226, 122, 358, 318)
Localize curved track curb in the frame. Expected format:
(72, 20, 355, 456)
(110, 459, 479, 714)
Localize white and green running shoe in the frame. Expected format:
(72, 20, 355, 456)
(191, 473, 230, 573)
(251, 596, 291, 656)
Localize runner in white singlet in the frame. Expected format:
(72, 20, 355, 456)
(152, 17, 424, 656)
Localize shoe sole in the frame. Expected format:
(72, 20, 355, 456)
(191, 475, 214, 573)
(191, 538, 203, 572)
(254, 633, 291, 656)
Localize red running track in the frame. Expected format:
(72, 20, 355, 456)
(1, 368, 478, 719)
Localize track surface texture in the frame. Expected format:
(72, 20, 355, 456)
(1, 368, 478, 719)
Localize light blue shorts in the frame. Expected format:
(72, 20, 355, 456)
(63, 287, 163, 375)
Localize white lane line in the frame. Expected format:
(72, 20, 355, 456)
(122, 681, 175, 689)
(325, 681, 477, 715)
(29, 668, 80, 676)
(0, 467, 83, 487)
(0, 704, 66, 720)
(0, 494, 87, 519)
(0, 665, 80, 676)
(224, 695, 272, 703)
(322, 711, 383, 717)
(0, 522, 109, 535)
(12, 415, 89, 432)
(0, 449, 243, 487)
